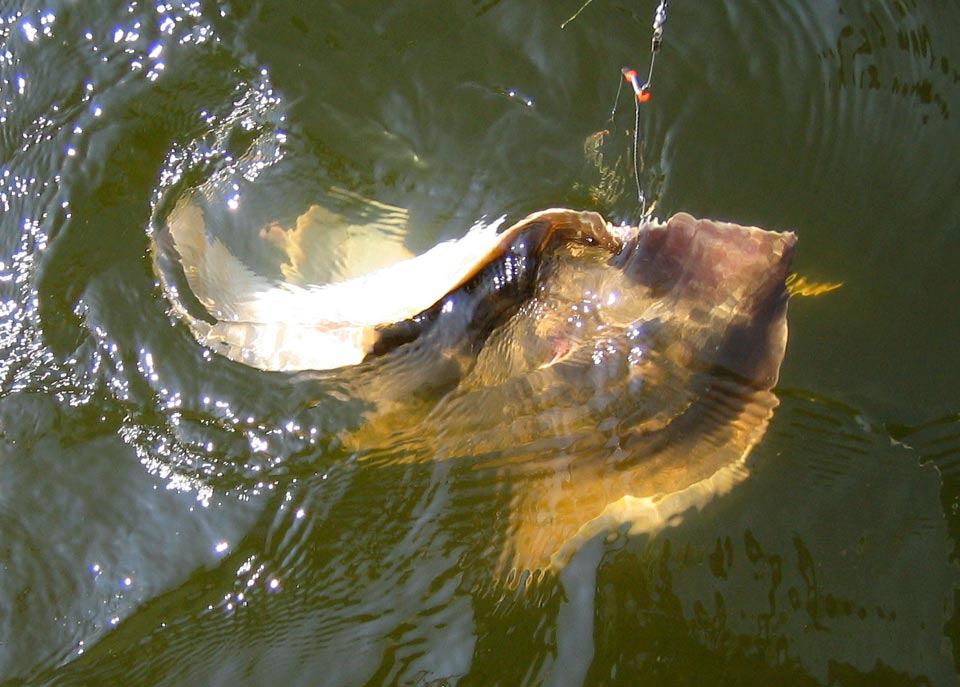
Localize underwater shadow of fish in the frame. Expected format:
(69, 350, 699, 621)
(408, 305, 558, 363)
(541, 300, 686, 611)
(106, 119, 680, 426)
(152, 201, 795, 580)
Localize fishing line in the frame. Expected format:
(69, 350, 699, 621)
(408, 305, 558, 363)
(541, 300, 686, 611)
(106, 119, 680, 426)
(620, 0, 669, 219)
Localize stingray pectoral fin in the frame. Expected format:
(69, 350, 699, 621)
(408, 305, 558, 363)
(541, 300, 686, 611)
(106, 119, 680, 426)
(156, 198, 385, 371)
(547, 387, 779, 569)
(499, 384, 780, 578)
(548, 460, 752, 569)
(200, 319, 375, 371)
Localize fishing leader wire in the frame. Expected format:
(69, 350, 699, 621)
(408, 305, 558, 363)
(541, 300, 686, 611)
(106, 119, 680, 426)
(619, 0, 669, 219)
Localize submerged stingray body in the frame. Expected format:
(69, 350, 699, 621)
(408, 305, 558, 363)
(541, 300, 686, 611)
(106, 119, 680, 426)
(152, 199, 796, 576)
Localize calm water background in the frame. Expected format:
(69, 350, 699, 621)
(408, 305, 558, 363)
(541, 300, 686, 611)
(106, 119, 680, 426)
(1, 0, 959, 685)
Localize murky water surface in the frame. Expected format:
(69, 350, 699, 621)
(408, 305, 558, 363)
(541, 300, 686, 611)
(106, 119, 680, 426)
(1, 1, 958, 685)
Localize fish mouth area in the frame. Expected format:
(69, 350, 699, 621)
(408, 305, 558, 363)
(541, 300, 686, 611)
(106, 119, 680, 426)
(613, 213, 796, 309)
(612, 213, 796, 388)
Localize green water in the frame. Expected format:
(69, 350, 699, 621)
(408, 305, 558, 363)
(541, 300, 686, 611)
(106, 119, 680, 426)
(1, 0, 958, 685)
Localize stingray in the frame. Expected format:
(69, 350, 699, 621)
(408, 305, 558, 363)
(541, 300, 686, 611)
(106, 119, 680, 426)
(152, 193, 795, 576)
